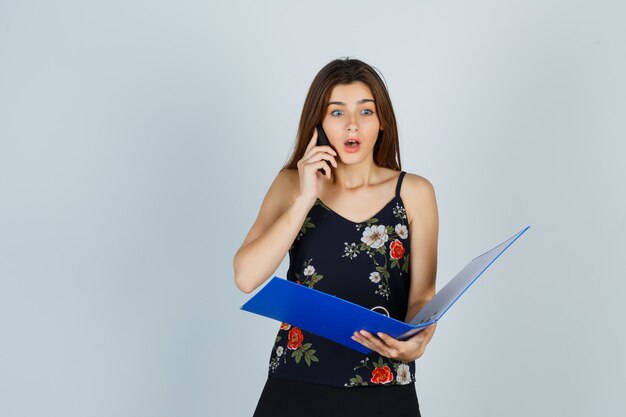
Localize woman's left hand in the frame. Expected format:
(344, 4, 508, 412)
(351, 323, 437, 362)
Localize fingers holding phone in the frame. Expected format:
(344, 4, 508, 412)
(297, 126, 338, 200)
(301, 126, 338, 176)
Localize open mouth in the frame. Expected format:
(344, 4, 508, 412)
(344, 139, 361, 148)
(343, 138, 361, 153)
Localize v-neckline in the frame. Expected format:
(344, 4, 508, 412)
(315, 195, 400, 225)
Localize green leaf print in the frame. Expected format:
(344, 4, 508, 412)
(374, 356, 388, 369)
(303, 348, 318, 366)
(307, 274, 323, 287)
(348, 374, 368, 386)
(300, 259, 324, 288)
(291, 343, 316, 366)
(300, 217, 315, 234)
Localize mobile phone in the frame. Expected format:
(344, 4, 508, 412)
(316, 124, 331, 176)
(316, 124, 330, 147)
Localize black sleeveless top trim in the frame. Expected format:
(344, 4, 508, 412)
(267, 171, 415, 387)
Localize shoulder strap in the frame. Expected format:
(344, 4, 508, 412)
(395, 171, 406, 197)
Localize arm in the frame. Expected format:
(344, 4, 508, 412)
(233, 169, 316, 293)
(233, 132, 338, 293)
(404, 175, 438, 322)
(352, 174, 439, 361)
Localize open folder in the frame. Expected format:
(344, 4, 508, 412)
(241, 226, 529, 354)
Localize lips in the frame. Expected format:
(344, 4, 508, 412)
(344, 138, 361, 146)
(344, 138, 361, 153)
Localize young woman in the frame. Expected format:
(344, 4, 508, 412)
(233, 57, 439, 417)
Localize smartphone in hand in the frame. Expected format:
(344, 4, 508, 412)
(316, 124, 330, 147)
(316, 124, 332, 176)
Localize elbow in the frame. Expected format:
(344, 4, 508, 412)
(234, 273, 255, 294)
(233, 254, 256, 294)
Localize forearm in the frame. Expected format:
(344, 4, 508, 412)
(233, 194, 316, 293)
(404, 297, 434, 323)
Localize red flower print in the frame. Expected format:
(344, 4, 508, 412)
(371, 366, 394, 384)
(390, 239, 405, 260)
(287, 327, 304, 350)
(280, 322, 291, 331)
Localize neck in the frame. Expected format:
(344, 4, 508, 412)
(330, 160, 380, 190)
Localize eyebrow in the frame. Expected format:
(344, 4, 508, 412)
(327, 98, 376, 106)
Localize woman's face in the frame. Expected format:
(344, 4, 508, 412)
(321, 81, 382, 166)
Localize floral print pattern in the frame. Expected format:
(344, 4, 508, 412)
(295, 258, 324, 288)
(361, 224, 389, 249)
(269, 259, 322, 373)
(395, 363, 411, 385)
(341, 201, 410, 300)
(390, 239, 405, 260)
(369, 271, 381, 283)
(395, 223, 408, 239)
(345, 356, 414, 387)
(271, 174, 416, 387)
(289, 212, 316, 251)
(287, 327, 304, 350)
(371, 365, 394, 384)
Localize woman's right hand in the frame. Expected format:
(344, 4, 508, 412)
(233, 129, 338, 293)
(296, 129, 338, 201)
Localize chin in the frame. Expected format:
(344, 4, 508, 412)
(339, 154, 371, 166)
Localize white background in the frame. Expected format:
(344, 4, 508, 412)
(1, 1, 625, 416)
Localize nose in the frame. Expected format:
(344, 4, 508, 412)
(346, 113, 358, 132)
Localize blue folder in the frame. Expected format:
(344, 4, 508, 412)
(241, 226, 529, 354)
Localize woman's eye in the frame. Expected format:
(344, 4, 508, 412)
(331, 109, 374, 116)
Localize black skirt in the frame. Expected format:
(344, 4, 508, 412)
(253, 377, 421, 417)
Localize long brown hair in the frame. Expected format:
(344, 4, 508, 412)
(282, 57, 401, 171)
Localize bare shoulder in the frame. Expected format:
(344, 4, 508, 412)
(275, 168, 300, 203)
(400, 172, 438, 226)
(262, 167, 300, 209)
(237, 168, 299, 249)
(401, 172, 435, 192)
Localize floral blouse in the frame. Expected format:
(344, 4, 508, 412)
(266, 171, 416, 388)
